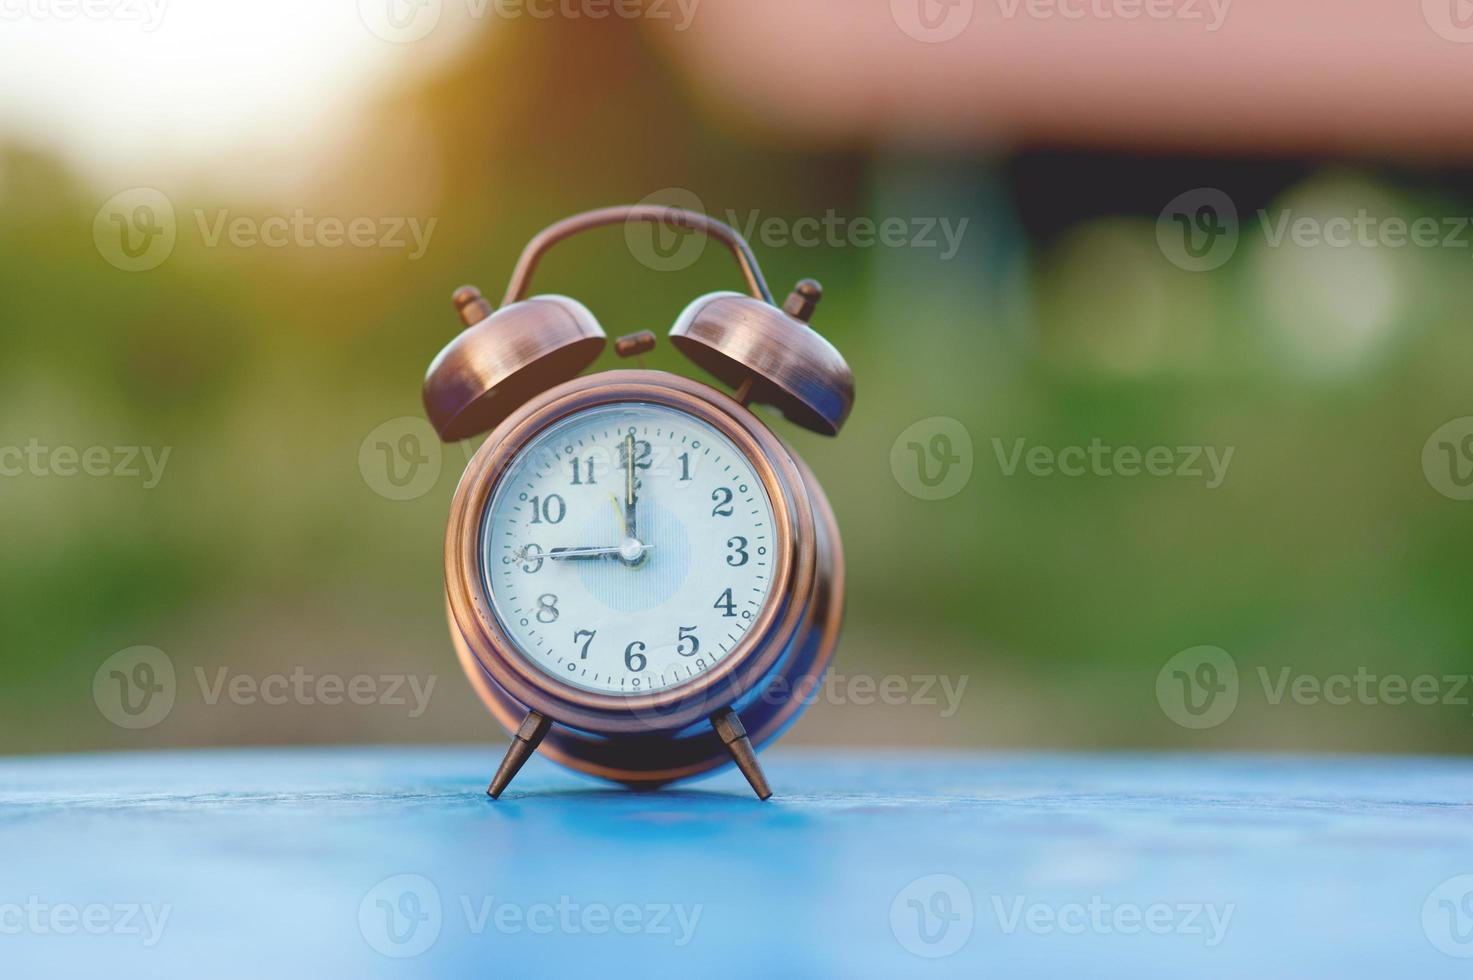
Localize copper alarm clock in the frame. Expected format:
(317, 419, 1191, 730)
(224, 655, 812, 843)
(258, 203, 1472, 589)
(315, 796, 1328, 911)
(423, 205, 854, 799)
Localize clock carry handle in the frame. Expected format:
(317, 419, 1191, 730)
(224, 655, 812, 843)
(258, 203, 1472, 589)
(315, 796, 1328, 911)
(500, 204, 776, 306)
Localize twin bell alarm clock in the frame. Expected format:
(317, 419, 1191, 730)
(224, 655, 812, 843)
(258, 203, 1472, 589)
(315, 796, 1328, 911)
(422, 205, 854, 799)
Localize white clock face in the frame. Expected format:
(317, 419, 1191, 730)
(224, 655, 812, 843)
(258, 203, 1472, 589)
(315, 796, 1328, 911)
(481, 401, 778, 696)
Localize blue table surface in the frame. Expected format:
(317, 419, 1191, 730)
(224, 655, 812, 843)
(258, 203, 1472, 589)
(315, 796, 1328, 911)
(3, 747, 1473, 978)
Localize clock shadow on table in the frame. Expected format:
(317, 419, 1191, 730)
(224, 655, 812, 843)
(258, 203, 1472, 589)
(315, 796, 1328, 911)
(481, 787, 760, 805)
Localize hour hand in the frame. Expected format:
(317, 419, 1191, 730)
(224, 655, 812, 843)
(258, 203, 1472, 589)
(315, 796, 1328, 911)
(623, 432, 638, 539)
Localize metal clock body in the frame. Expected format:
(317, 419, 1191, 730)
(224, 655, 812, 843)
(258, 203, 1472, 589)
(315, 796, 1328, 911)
(424, 205, 853, 798)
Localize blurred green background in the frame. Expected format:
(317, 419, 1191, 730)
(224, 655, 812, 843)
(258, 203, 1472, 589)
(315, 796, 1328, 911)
(2, 11, 1470, 756)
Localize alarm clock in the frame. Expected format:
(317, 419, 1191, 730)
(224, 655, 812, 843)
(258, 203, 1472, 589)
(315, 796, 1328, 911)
(423, 205, 854, 799)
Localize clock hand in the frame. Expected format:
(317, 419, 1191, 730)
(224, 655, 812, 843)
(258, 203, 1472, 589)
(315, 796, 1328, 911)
(623, 431, 638, 541)
(549, 544, 654, 561)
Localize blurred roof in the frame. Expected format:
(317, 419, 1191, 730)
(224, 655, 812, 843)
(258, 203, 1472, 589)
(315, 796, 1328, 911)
(653, 0, 1473, 159)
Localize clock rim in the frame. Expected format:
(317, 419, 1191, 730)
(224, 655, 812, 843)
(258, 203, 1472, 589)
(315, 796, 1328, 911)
(445, 369, 816, 735)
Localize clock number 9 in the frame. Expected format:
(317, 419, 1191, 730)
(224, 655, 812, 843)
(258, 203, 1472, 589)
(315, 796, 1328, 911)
(623, 641, 648, 672)
(505, 544, 544, 574)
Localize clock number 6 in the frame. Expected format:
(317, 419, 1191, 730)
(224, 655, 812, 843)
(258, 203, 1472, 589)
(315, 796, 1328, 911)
(623, 641, 647, 672)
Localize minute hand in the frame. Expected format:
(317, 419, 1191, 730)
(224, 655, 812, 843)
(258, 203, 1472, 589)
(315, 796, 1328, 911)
(549, 544, 653, 561)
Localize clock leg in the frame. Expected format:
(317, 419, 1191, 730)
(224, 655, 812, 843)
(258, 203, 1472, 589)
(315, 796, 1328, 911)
(710, 708, 773, 801)
(487, 711, 552, 799)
